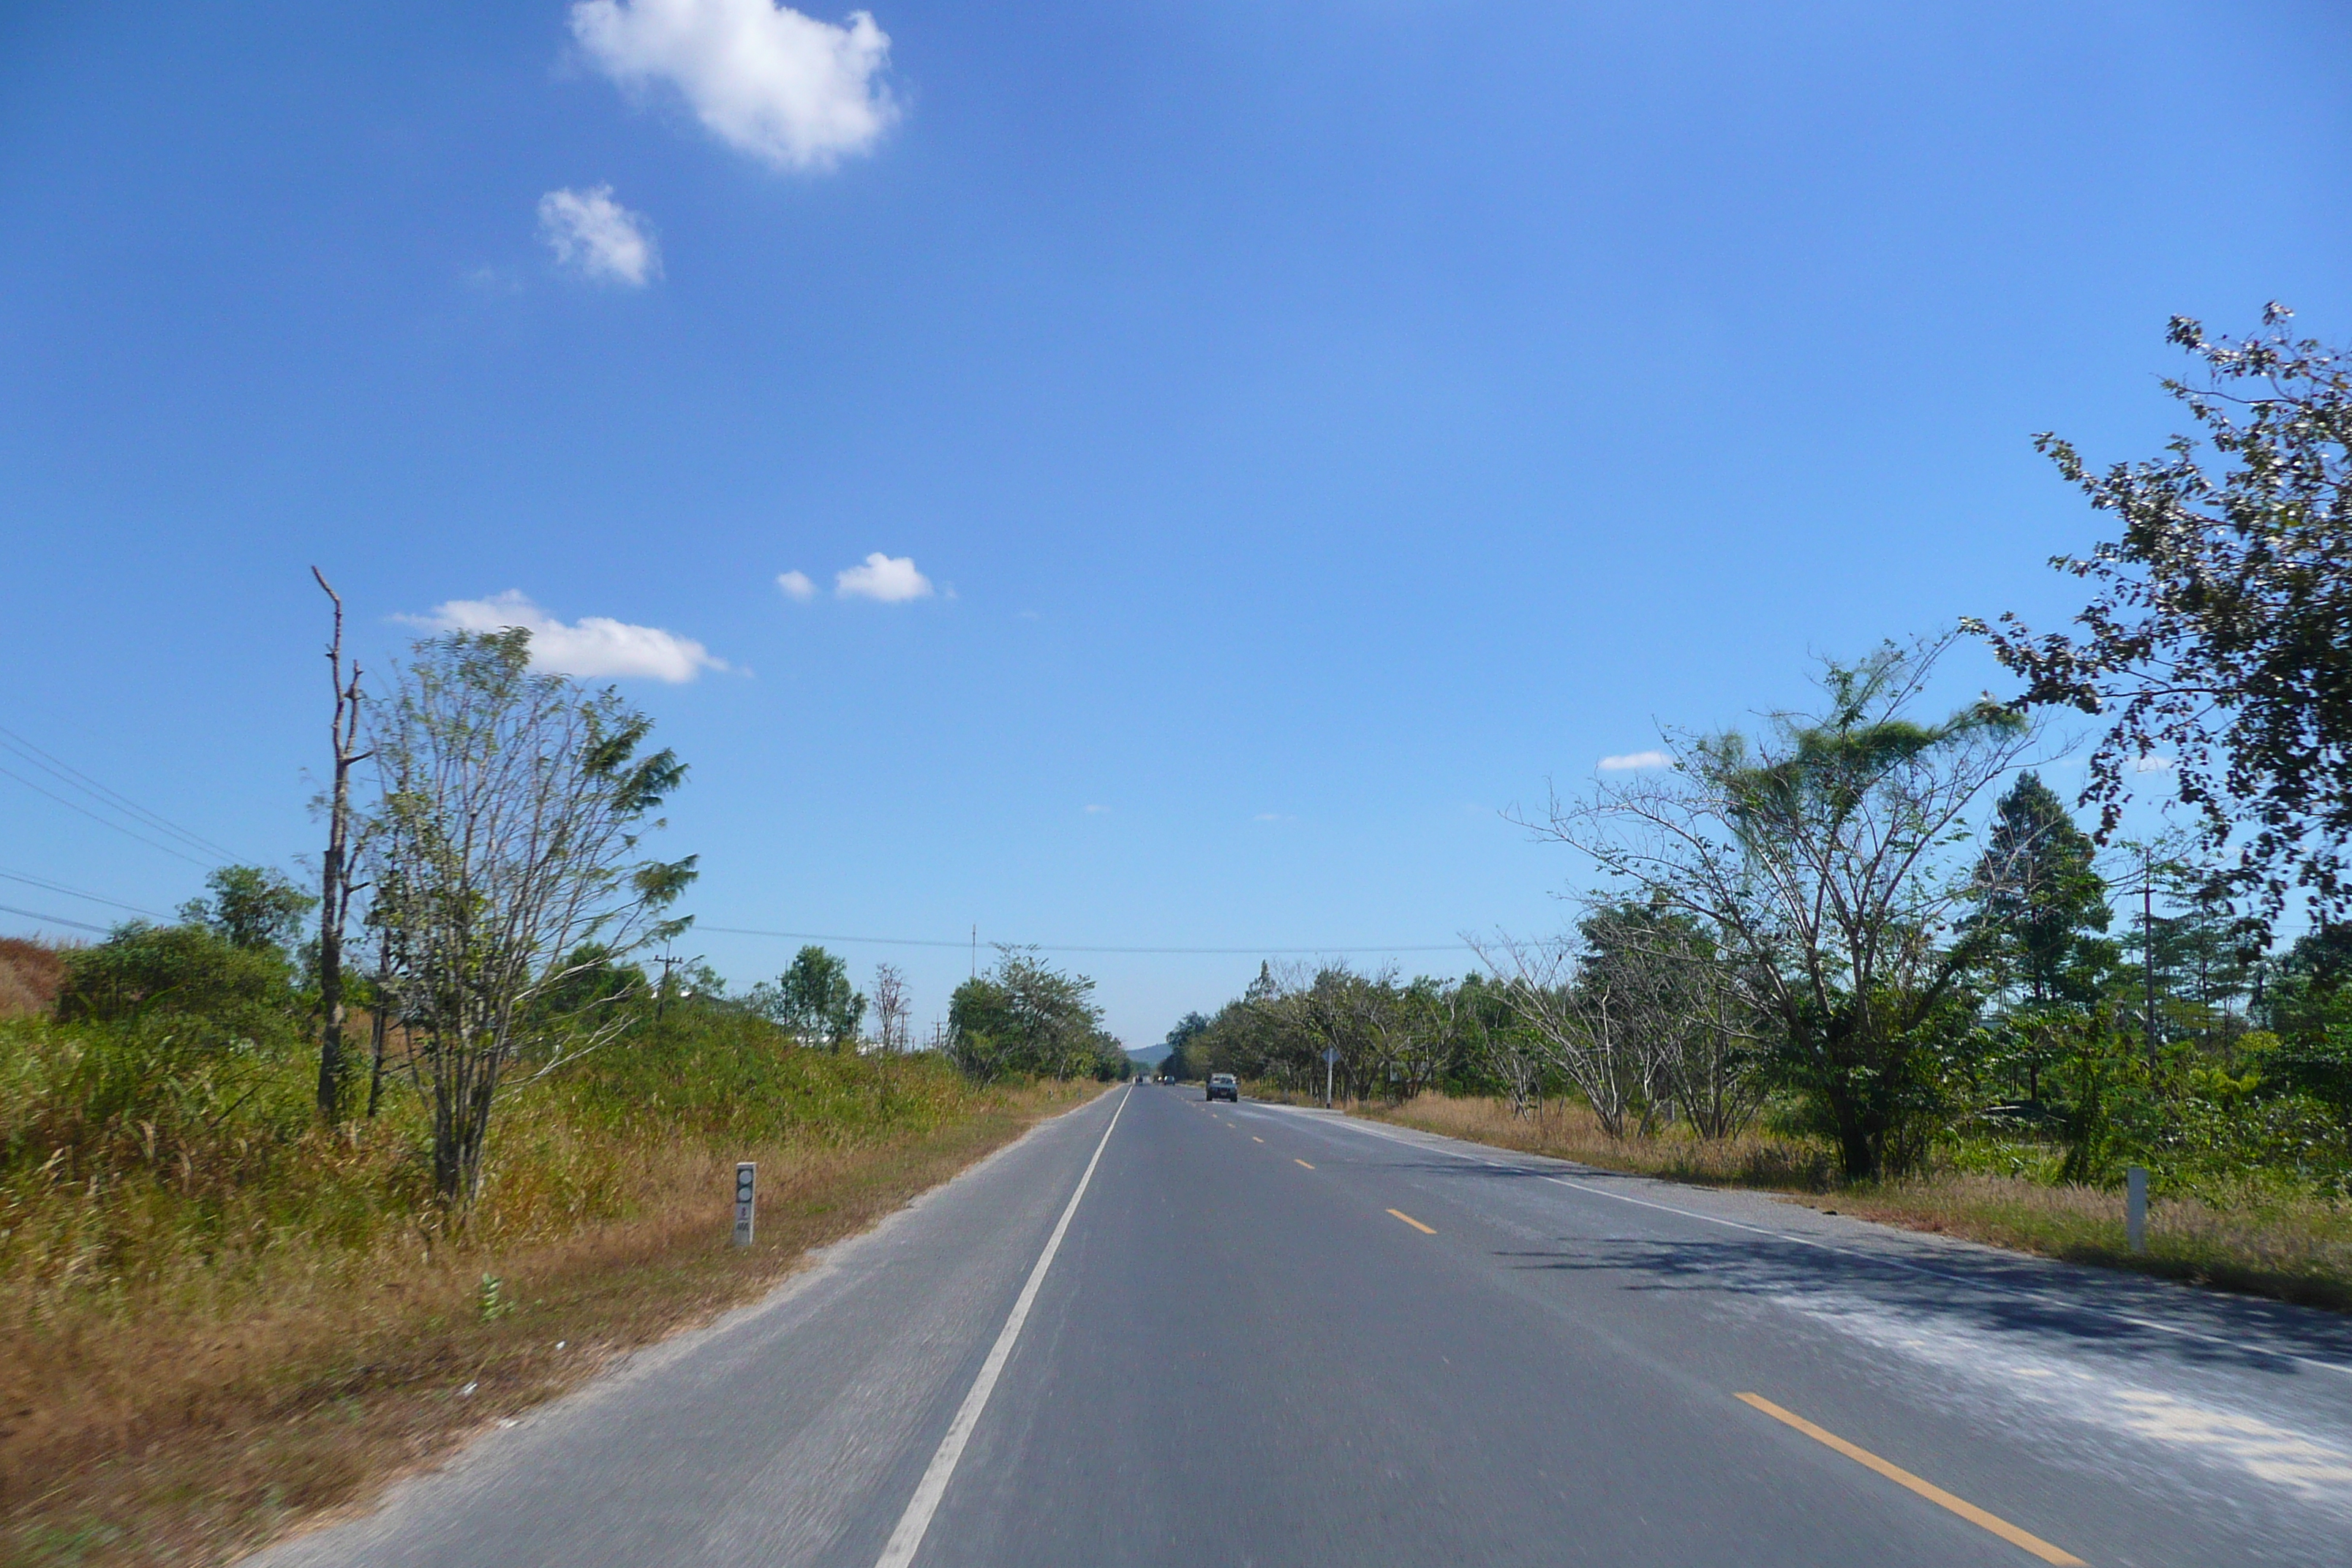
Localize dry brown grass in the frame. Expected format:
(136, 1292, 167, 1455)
(1367, 1093, 1837, 1191)
(2, 1078, 1102, 1568)
(1365, 1093, 2352, 1314)
(0, 941, 65, 1022)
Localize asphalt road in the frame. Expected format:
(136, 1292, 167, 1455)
(252, 1083, 2352, 1568)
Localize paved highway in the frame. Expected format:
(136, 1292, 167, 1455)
(252, 1082, 2352, 1567)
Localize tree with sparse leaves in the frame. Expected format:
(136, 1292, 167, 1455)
(366, 629, 697, 1207)
(1527, 636, 2035, 1179)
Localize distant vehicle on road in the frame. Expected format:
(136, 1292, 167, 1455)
(1205, 1072, 1238, 1102)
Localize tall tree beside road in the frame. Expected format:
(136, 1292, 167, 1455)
(1969, 306, 2352, 922)
(1531, 636, 2036, 1179)
(366, 630, 696, 1207)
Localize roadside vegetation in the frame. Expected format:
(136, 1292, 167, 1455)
(0, 619, 1123, 1565)
(1166, 308, 2352, 1313)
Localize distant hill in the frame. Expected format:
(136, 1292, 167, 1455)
(1126, 1044, 1172, 1066)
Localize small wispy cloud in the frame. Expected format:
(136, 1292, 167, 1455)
(835, 552, 932, 603)
(404, 591, 726, 682)
(1598, 750, 1670, 772)
(776, 570, 817, 601)
(570, 0, 898, 172)
(1253, 812, 1297, 823)
(2133, 754, 2179, 774)
(537, 185, 661, 285)
(1084, 804, 1111, 815)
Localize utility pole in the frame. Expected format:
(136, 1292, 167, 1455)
(655, 952, 700, 1023)
(970, 923, 978, 979)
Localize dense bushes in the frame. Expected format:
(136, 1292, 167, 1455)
(56, 923, 296, 1030)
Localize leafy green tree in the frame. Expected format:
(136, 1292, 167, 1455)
(1971, 306, 2352, 921)
(178, 864, 317, 957)
(1966, 773, 2116, 1009)
(753, 946, 867, 1048)
(2249, 926, 2352, 1142)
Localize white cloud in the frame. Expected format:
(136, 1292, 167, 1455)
(1598, 750, 1671, 772)
(2133, 754, 2179, 773)
(1084, 804, 1110, 815)
(834, 552, 932, 602)
(407, 591, 727, 682)
(776, 570, 817, 601)
(537, 186, 661, 285)
(570, 0, 898, 172)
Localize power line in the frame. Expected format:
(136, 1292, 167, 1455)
(0, 722, 240, 863)
(0, 902, 113, 935)
(693, 924, 1471, 957)
(0, 762, 222, 869)
(0, 870, 167, 919)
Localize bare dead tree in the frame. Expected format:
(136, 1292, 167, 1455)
(311, 567, 369, 1122)
(1471, 935, 1653, 1137)
(870, 962, 911, 1052)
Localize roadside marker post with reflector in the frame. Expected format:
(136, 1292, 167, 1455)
(734, 1161, 756, 1247)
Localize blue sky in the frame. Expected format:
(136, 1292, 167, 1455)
(4, 1, 2348, 1043)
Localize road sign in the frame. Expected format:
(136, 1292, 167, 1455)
(733, 1161, 757, 1247)
(1322, 1047, 1338, 1064)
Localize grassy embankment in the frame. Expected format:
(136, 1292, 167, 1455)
(1351, 1091, 2352, 1313)
(1, 979, 1100, 1568)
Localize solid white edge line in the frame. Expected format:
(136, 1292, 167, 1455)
(1277, 1106, 2352, 1380)
(872, 1084, 1131, 1568)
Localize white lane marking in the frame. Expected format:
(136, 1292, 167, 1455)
(1277, 1108, 2352, 1380)
(872, 1085, 1130, 1568)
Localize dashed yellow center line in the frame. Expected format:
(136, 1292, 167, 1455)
(1387, 1208, 1437, 1235)
(1735, 1394, 2084, 1566)
(1294, 1158, 1314, 1169)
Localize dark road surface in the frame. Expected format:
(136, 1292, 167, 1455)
(252, 1083, 2352, 1568)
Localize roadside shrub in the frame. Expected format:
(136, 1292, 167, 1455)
(56, 923, 295, 1030)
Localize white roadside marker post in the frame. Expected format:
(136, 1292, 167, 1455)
(734, 1161, 756, 1248)
(2126, 1164, 2147, 1254)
